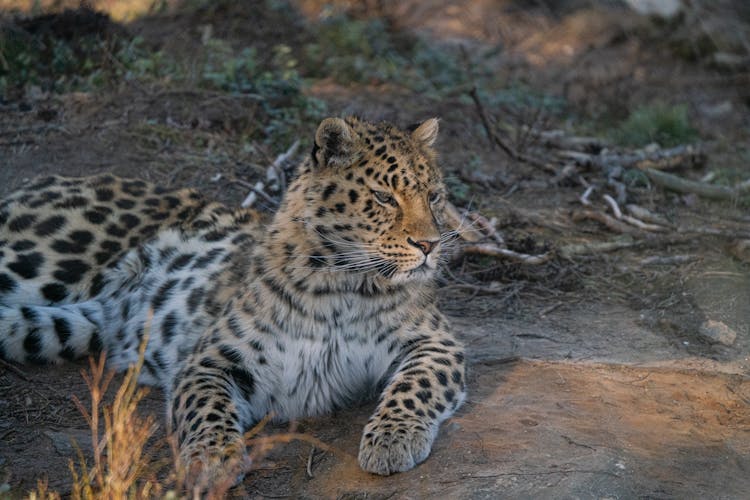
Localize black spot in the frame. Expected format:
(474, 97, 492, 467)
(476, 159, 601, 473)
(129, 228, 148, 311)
(54, 196, 89, 209)
(436, 370, 448, 386)
(454, 352, 464, 364)
(186, 287, 205, 315)
(444, 389, 455, 402)
(106, 224, 127, 238)
(418, 377, 431, 389)
(165, 196, 181, 208)
(203, 230, 227, 242)
(386, 399, 398, 408)
(90, 272, 105, 296)
(316, 206, 327, 217)
(122, 180, 147, 196)
(8, 252, 44, 279)
(23, 329, 42, 354)
(309, 255, 326, 268)
(403, 398, 415, 410)
(348, 190, 359, 203)
(334, 203, 346, 213)
(53, 259, 91, 284)
(393, 382, 412, 394)
(161, 311, 178, 343)
(322, 183, 338, 201)
(452, 370, 462, 384)
(0, 273, 17, 293)
(83, 210, 107, 224)
(115, 198, 136, 209)
(120, 213, 141, 229)
(219, 345, 244, 365)
(9, 214, 37, 232)
(41, 283, 68, 302)
(20, 306, 37, 322)
(227, 367, 255, 400)
(416, 390, 432, 404)
(168, 253, 194, 272)
(95, 188, 115, 202)
(152, 279, 178, 311)
(374, 145, 387, 156)
(53, 317, 72, 344)
(192, 248, 223, 269)
(10, 240, 36, 251)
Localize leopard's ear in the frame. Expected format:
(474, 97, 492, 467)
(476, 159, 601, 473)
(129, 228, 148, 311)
(410, 118, 439, 147)
(313, 118, 357, 168)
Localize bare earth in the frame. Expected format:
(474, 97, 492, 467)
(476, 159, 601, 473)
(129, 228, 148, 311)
(1, 1, 749, 498)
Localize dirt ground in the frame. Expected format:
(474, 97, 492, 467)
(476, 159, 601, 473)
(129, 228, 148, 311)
(1, 1, 749, 498)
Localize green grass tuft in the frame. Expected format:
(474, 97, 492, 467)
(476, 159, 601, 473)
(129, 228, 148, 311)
(612, 103, 698, 148)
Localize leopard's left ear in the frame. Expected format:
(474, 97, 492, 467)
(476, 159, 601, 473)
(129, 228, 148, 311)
(313, 117, 357, 168)
(410, 118, 439, 147)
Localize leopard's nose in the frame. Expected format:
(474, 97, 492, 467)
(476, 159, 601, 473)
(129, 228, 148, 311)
(407, 237, 439, 255)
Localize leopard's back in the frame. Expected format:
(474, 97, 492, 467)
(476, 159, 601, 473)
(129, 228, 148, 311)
(0, 174, 206, 307)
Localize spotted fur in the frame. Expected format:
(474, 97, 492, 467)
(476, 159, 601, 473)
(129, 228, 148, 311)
(0, 117, 466, 490)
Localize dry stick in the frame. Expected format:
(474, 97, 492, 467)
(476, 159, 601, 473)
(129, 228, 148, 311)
(603, 194, 666, 232)
(0, 358, 31, 381)
(572, 210, 638, 234)
(558, 144, 705, 172)
(558, 237, 641, 258)
(644, 168, 750, 200)
(461, 243, 552, 265)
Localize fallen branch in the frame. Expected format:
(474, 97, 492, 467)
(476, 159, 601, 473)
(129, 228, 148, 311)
(461, 243, 552, 265)
(240, 140, 300, 208)
(625, 204, 672, 227)
(640, 254, 700, 266)
(644, 168, 750, 200)
(602, 194, 666, 232)
(572, 210, 638, 234)
(559, 144, 705, 172)
(558, 236, 639, 258)
(442, 202, 484, 242)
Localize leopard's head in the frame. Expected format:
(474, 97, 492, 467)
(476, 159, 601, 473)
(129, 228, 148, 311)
(293, 116, 447, 284)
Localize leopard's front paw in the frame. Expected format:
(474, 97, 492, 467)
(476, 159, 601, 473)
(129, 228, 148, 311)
(179, 443, 248, 496)
(358, 416, 437, 475)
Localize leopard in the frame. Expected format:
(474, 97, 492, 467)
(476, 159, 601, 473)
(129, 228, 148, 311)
(0, 116, 466, 492)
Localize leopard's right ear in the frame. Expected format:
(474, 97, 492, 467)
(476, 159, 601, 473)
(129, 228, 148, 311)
(312, 118, 357, 168)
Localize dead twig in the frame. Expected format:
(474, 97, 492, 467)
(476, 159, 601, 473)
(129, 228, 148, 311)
(462, 243, 552, 265)
(640, 255, 701, 266)
(0, 358, 31, 381)
(644, 168, 750, 200)
(558, 236, 639, 258)
(559, 144, 705, 172)
(240, 141, 300, 208)
(572, 210, 638, 234)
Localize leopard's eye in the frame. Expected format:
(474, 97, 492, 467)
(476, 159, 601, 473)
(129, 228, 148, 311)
(428, 191, 442, 205)
(373, 190, 398, 207)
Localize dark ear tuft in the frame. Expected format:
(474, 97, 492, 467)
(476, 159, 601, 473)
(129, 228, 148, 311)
(410, 118, 439, 147)
(314, 118, 356, 168)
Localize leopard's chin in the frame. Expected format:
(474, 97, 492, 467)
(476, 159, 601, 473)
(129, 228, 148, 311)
(389, 264, 436, 284)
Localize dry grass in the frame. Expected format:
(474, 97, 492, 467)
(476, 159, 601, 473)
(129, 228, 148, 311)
(21, 323, 346, 499)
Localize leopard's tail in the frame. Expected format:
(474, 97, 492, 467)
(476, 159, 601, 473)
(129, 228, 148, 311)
(0, 300, 107, 364)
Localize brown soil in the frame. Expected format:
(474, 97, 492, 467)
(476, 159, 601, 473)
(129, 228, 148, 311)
(1, 1, 749, 498)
